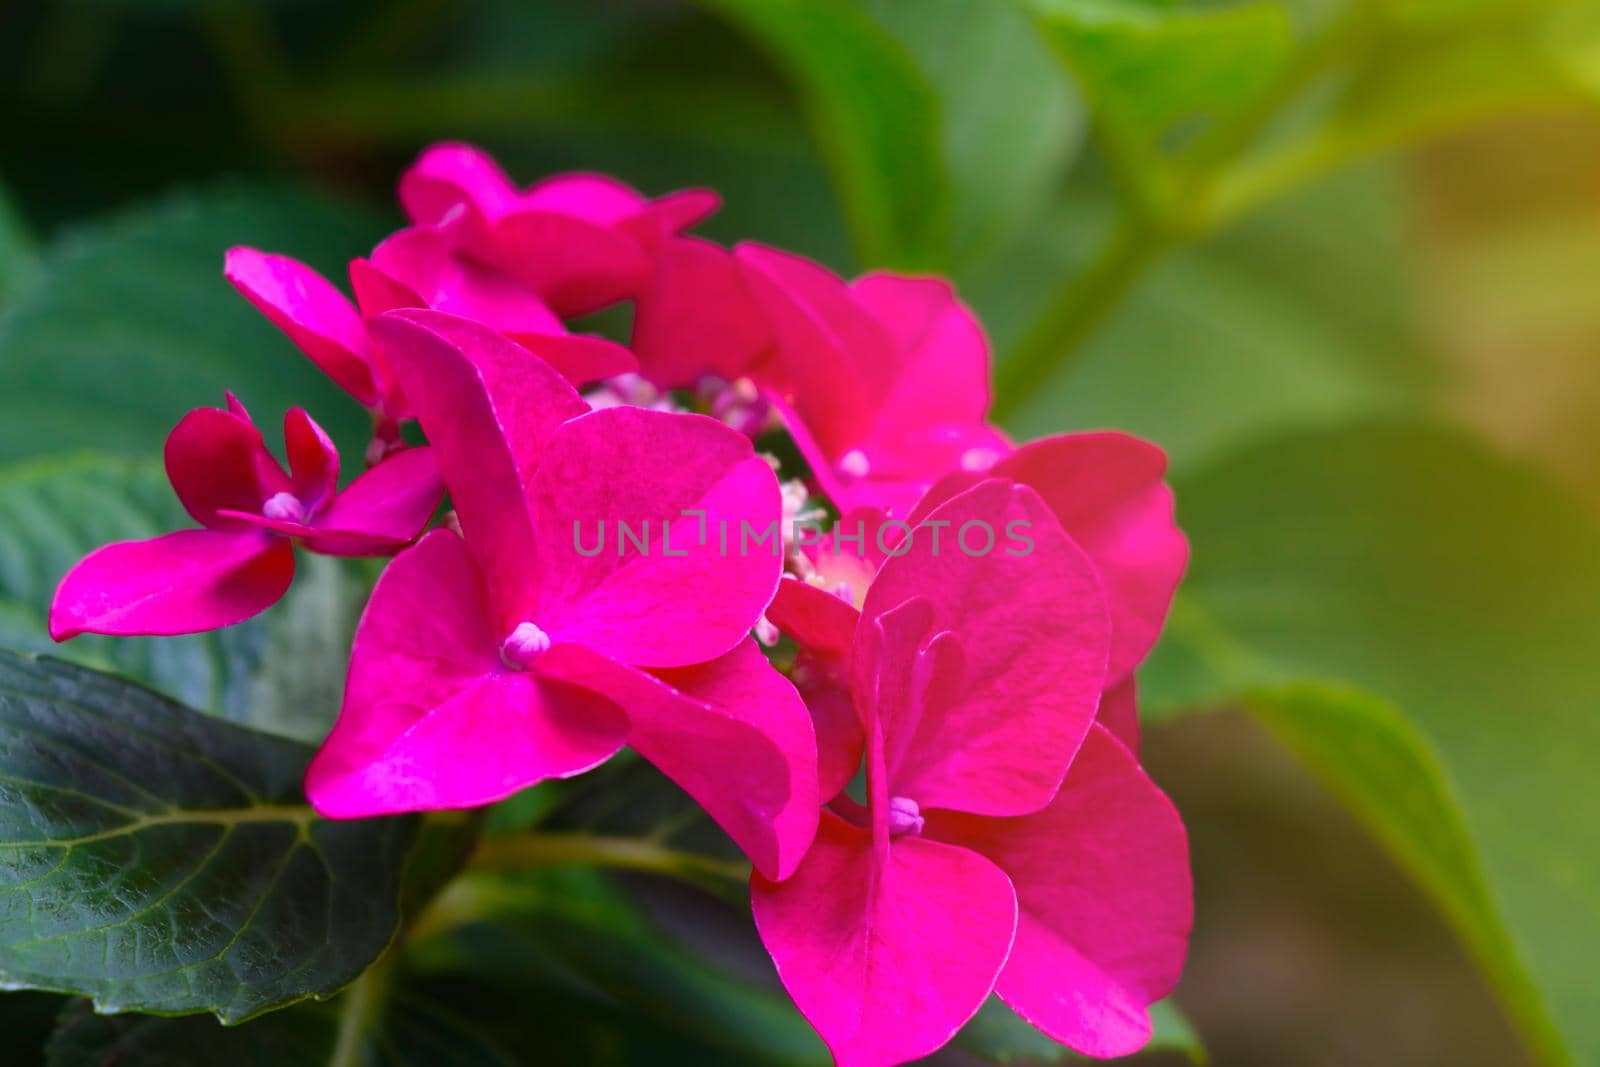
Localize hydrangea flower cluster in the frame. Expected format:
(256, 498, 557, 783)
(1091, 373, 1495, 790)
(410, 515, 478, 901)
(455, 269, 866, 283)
(49, 143, 1193, 1066)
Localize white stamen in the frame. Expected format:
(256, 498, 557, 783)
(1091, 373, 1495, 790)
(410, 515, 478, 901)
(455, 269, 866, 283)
(262, 492, 306, 523)
(887, 796, 924, 837)
(500, 621, 552, 669)
(838, 449, 871, 479)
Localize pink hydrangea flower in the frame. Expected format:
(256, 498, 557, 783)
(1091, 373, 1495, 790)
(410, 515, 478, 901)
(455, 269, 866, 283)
(398, 142, 719, 318)
(50, 395, 443, 639)
(226, 239, 633, 456)
(304, 309, 818, 881)
(769, 431, 1185, 770)
(634, 241, 1007, 510)
(751, 482, 1191, 1065)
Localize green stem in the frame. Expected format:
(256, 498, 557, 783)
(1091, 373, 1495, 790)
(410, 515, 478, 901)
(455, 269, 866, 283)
(994, 217, 1166, 419)
(327, 947, 395, 1067)
(471, 832, 752, 885)
(1000, 0, 1385, 405)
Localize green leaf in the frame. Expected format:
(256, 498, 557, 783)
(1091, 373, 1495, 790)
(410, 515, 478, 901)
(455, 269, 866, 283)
(0, 453, 364, 739)
(982, 165, 1430, 468)
(1143, 420, 1600, 1065)
(1238, 684, 1547, 1059)
(411, 867, 828, 1066)
(45, 992, 520, 1067)
(1026, 0, 1295, 190)
(856, 0, 1085, 267)
(0, 184, 387, 464)
(697, 0, 950, 269)
(957, 994, 1204, 1063)
(0, 179, 35, 306)
(0, 652, 417, 1023)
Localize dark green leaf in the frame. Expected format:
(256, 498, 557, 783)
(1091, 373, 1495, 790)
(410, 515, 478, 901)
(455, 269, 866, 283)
(957, 994, 1204, 1063)
(0, 454, 363, 740)
(0, 652, 416, 1023)
(45, 990, 520, 1067)
(0, 179, 35, 306)
(410, 867, 828, 1066)
(0, 185, 387, 464)
(1143, 420, 1600, 1064)
(698, 0, 950, 269)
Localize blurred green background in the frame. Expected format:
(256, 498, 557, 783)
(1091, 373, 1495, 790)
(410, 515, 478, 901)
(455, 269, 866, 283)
(4, 1, 1600, 1064)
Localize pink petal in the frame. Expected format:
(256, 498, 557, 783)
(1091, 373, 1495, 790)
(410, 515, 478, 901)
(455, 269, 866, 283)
(283, 408, 339, 512)
(223, 247, 379, 408)
(751, 812, 1018, 1067)
(398, 142, 521, 225)
(987, 433, 1187, 682)
(50, 529, 293, 639)
(854, 480, 1111, 816)
(541, 639, 818, 881)
(485, 207, 649, 317)
(370, 310, 586, 625)
(368, 224, 568, 336)
(632, 237, 773, 388)
(736, 244, 889, 457)
(504, 330, 638, 388)
(306, 445, 444, 554)
(766, 578, 864, 801)
(792, 647, 862, 802)
(164, 404, 289, 530)
(765, 576, 859, 654)
(851, 273, 991, 440)
(522, 171, 650, 224)
(527, 406, 782, 668)
(625, 188, 722, 243)
(305, 530, 628, 817)
(1097, 676, 1141, 756)
(926, 725, 1192, 1059)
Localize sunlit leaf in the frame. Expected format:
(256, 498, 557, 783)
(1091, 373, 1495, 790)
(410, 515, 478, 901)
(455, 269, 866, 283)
(1143, 420, 1600, 1065)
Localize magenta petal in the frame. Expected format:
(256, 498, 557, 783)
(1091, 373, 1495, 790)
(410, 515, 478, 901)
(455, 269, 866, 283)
(765, 576, 859, 654)
(927, 725, 1192, 1059)
(308, 445, 443, 553)
(224, 247, 379, 408)
(627, 188, 721, 242)
(736, 244, 886, 457)
(50, 529, 293, 639)
(371, 310, 585, 623)
(752, 812, 1018, 1067)
(1096, 677, 1141, 756)
(990, 433, 1187, 682)
(164, 405, 289, 530)
(369, 224, 570, 337)
(306, 530, 628, 817)
(487, 208, 649, 317)
(522, 172, 649, 222)
(855, 480, 1111, 816)
(399, 141, 521, 225)
(283, 408, 339, 511)
(506, 330, 638, 388)
(528, 407, 782, 668)
(539, 640, 818, 880)
(632, 237, 772, 388)
(793, 648, 862, 802)
(851, 272, 991, 439)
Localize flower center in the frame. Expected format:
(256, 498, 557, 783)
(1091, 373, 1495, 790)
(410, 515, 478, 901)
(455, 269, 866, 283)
(499, 621, 551, 670)
(261, 491, 307, 523)
(838, 449, 872, 479)
(887, 796, 923, 838)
